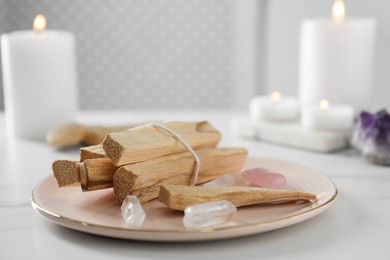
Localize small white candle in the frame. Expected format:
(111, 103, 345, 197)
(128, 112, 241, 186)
(301, 99, 355, 131)
(250, 91, 299, 122)
(298, 0, 376, 111)
(1, 15, 77, 140)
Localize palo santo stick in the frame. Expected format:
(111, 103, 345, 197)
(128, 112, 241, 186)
(103, 121, 221, 166)
(46, 123, 136, 148)
(113, 148, 248, 203)
(80, 158, 118, 191)
(80, 144, 107, 161)
(158, 184, 317, 211)
(83, 125, 136, 147)
(52, 160, 81, 187)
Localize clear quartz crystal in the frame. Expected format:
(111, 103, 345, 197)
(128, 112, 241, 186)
(183, 200, 237, 229)
(202, 173, 236, 187)
(121, 195, 146, 228)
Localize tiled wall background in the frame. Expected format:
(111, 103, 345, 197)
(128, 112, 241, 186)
(0, 0, 262, 110)
(4, 1, 387, 111)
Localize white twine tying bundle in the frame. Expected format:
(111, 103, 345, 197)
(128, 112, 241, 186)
(130, 123, 200, 186)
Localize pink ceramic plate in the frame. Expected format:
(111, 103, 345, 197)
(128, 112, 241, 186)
(31, 157, 337, 242)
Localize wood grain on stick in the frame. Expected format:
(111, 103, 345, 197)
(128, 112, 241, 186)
(113, 148, 248, 203)
(103, 121, 221, 166)
(158, 184, 317, 211)
(80, 144, 106, 161)
(80, 158, 118, 191)
(52, 160, 80, 187)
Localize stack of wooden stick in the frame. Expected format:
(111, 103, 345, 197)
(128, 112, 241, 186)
(52, 121, 248, 203)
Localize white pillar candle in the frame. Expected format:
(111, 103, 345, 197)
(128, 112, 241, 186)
(1, 15, 77, 140)
(250, 91, 299, 122)
(298, 0, 376, 111)
(301, 99, 355, 131)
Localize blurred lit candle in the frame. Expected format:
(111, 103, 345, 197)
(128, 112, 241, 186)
(299, 0, 376, 111)
(250, 91, 299, 122)
(1, 15, 77, 140)
(301, 99, 355, 131)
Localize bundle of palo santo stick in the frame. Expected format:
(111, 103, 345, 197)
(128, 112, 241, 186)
(52, 121, 316, 210)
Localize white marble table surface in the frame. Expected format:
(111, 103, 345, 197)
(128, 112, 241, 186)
(0, 110, 389, 260)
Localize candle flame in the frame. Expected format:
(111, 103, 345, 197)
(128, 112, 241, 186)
(332, 0, 345, 22)
(33, 15, 46, 32)
(319, 99, 330, 111)
(270, 91, 282, 103)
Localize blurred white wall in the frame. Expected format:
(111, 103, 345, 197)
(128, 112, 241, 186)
(0, 0, 5, 105)
(265, 0, 390, 109)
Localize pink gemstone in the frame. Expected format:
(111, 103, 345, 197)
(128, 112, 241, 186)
(241, 168, 286, 189)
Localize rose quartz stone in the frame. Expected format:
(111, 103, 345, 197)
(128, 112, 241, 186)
(241, 168, 286, 189)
